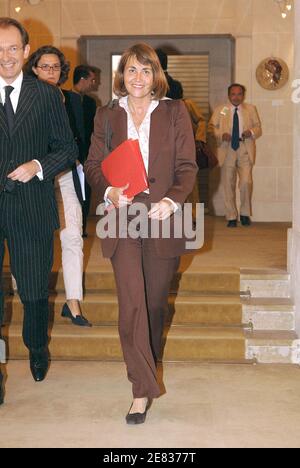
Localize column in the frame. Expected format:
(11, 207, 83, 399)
(289, 0, 300, 334)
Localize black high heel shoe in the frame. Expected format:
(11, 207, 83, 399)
(126, 399, 151, 425)
(61, 303, 92, 327)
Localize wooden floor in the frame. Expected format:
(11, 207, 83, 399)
(62, 215, 290, 273)
(3, 215, 291, 273)
(187, 215, 290, 270)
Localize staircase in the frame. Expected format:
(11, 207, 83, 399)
(2, 267, 298, 364)
(241, 269, 300, 364)
(3, 267, 246, 363)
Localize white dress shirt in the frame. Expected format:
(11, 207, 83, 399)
(0, 71, 43, 179)
(105, 96, 177, 211)
(0, 71, 23, 112)
(119, 95, 158, 186)
(230, 104, 255, 140)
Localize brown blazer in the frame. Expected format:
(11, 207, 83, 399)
(84, 99, 197, 258)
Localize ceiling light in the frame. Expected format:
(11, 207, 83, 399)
(274, 0, 293, 18)
(14, 0, 42, 13)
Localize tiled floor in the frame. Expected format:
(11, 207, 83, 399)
(1, 361, 300, 448)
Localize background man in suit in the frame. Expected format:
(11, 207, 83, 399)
(155, 48, 183, 100)
(0, 17, 78, 404)
(208, 83, 262, 227)
(72, 65, 99, 237)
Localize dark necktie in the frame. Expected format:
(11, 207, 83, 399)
(4, 85, 15, 136)
(231, 107, 240, 151)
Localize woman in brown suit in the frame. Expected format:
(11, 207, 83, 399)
(85, 43, 197, 425)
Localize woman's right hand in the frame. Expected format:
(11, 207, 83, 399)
(107, 183, 134, 208)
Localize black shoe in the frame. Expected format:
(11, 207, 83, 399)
(227, 220, 237, 228)
(126, 399, 150, 425)
(240, 215, 251, 226)
(0, 371, 4, 405)
(29, 347, 49, 382)
(61, 303, 92, 327)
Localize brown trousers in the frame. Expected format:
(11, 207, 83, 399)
(111, 236, 179, 399)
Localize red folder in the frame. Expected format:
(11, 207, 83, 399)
(101, 139, 148, 198)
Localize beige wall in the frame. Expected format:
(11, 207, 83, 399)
(249, 0, 293, 222)
(289, 0, 300, 334)
(210, 0, 294, 221)
(2, 0, 294, 221)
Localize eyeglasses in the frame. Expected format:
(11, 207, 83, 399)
(0, 45, 24, 56)
(36, 64, 61, 72)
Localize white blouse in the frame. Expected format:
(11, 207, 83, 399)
(104, 96, 176, 210)
(119, 95, 159, 187)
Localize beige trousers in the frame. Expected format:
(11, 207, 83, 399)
(221, 143, 253, 221)
(55, 170, 83, 301)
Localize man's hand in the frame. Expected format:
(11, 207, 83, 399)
(107, 183, 134, 208)
(148, 199, 174, 221)
(222, 133, 232, 142)
(7, 161, 40, 183)
(242, 129, 252, 139)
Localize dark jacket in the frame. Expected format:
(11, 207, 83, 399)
(0, 76, 78, 238)
(63, 89, 85, 204)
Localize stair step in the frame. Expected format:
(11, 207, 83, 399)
(3, 268, 241, 294)
(241, 269, 290, 280)
(242, 298, 295, 330)
(240, 269, 290, 298)
(51, 270, 240, 294)
(245, 330, 299, 363)
(4, 293, 243, 326)
(2, 324, 245, 362)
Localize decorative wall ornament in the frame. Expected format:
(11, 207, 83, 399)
(256, 57, 289, 90)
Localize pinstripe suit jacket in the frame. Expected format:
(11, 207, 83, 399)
(0, 75, 78, 238)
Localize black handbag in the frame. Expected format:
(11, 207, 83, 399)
(195, 141, 218, 170)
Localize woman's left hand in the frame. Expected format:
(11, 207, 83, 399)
(148, 199, 175, 221)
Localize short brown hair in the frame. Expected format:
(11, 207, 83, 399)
(24, 45, 70, 86)
(113, 43, 168, 100)
(0, 17, 29, 47)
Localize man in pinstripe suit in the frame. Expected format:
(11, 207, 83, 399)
(0, 18, 78, 405)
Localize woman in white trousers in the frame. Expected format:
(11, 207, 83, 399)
(25, 45, 91, 327)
